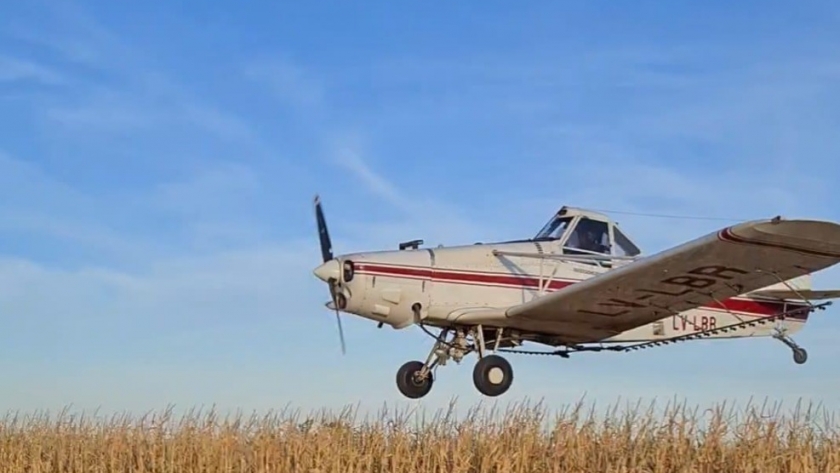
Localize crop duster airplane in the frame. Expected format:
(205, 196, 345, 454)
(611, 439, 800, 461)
(312, 196, 840, 399)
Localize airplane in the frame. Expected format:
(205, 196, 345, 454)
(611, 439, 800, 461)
(312, 196, 840, 399)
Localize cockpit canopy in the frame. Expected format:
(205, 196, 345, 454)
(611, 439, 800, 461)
(533, 206, 641, 258)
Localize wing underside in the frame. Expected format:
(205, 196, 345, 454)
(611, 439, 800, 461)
(504, 219, 840, 342)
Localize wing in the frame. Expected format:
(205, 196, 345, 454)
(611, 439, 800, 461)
(750, 289, 840, 301)
(505, 218, 840, 342)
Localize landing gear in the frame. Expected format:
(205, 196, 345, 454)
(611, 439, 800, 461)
(393, 329, 451, 399)
(394, 326, 518, 399)
(792, 347, 808, 365)
(396, 360, 434, 399)
(773, 327, 808, 365)
(473, 354, 514, 397)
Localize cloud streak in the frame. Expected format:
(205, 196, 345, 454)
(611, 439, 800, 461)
(0, 55, 64, 84)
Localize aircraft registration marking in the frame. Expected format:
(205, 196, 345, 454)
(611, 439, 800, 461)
(578, 265, 749, 317)
(671, 314, 717, 332)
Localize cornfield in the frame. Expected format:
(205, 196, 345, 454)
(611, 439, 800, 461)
(0, 398, 838, 472)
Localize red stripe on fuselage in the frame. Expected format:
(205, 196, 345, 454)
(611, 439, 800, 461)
(355, 263, 809, 320)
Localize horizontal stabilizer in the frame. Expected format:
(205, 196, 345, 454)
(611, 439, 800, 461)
(751, 289, 840, 301)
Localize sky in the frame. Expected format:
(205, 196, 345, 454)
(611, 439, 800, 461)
(1, 0, 840, 419)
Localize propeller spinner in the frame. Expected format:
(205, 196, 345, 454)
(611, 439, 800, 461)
(313, 195, 347, 355)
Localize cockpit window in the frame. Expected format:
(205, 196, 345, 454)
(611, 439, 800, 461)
(533, 216, 573, 240)
(564, 217, 610, 254)
(613, 226, 641, 257)
(531, 208, 643, 260)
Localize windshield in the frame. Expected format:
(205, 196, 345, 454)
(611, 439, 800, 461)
(533, 216, 573, 240)
(564, 217, 611, 254)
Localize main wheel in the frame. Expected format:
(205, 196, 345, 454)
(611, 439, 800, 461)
(793, 347, 808, 364)
(396, 360, 433, 399)
(472, 354, 514, 397)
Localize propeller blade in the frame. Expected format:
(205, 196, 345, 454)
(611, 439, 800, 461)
(335, 309, 346, 355)
(328, 281, 347, 355)
(313, 194, 333, 263)
(314, 194, 345, 355)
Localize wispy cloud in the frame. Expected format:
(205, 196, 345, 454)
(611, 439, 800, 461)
(0, 151, 160, 263)
(243, 57, 325, 111)
(328, 135, 494, 248)
(6, 2, 283, 166)
(244, 55, 494, 247)
(331, 141, 409, 211)
(149, 162, 262, 217)
(0, 55, 64, 84)
(0, 237, 337, 412)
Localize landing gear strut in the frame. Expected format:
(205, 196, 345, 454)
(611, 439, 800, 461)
(395, 326, 517, 399)
(773, 327, 808, 365)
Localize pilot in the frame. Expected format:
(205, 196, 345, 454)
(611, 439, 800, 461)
(576, 220, 609, 253)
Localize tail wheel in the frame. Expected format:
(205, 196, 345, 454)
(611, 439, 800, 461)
(396, 360, 433, 399)
(472, 354, 513, 397)
(793, 347, 808, 364)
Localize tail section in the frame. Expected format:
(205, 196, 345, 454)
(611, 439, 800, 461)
(608, 275, 829, 365)
(748, 272, 840, 303)
(742, 273, 840, 337)
(748, 274, 811, 295)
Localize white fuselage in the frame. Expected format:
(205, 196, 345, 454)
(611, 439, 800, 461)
(335, 238, 808, 345)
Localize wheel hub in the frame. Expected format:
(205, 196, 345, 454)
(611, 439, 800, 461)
(487, 366, 504, 384)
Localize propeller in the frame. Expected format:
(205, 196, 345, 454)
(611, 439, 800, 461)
(314, 194, 347, 355)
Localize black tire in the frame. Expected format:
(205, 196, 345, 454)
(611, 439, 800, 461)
(793, 347, 808, 364)
(472, 354, 514, 397)
(396, 360, 433, 399)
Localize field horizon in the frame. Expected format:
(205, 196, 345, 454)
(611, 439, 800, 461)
(1, 397, 838, 472)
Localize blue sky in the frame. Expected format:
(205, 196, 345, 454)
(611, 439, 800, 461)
(1, 0, 840, 417)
